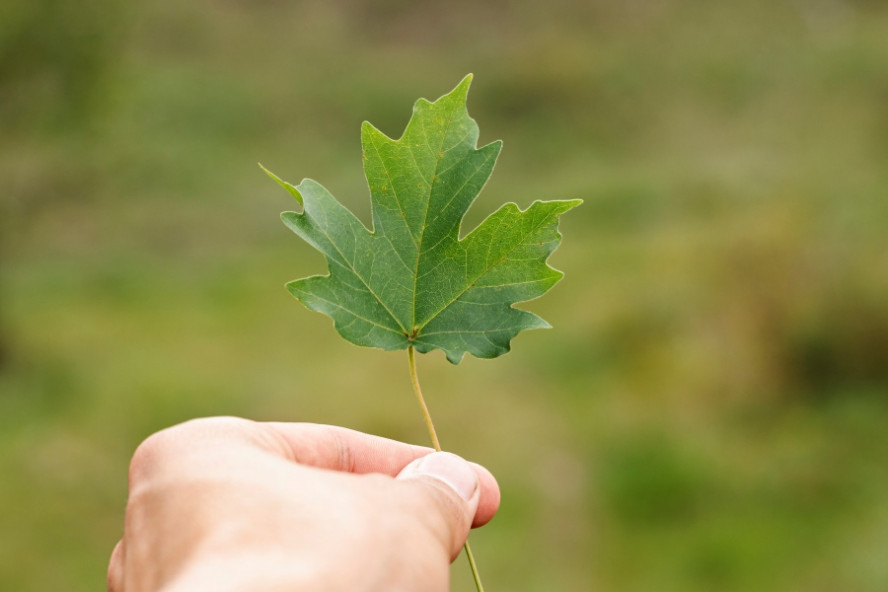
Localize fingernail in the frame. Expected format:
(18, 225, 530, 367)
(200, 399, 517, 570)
(405, 452, 479, 501)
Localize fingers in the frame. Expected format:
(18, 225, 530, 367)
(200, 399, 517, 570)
(264, 421, 500, 527)
(128, 417, 500, 529)
(466, 461, 501, 528)
(395, 452, 481, 559)
(125, 418, 423, 486)
(264, 421, 433, 474)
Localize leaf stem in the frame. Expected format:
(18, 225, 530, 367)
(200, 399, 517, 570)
(406, 346, 486, 592)
(407, 345, 441, 451)
(464, 540, 485, 592)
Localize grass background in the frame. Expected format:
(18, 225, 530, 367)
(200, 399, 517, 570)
(2, 0, 887, 590)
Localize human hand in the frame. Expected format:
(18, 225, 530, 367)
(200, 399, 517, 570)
(107, 417, 500, 592)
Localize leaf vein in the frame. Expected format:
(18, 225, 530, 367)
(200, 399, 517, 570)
(410, 101, 459, 329)
(415, 207, 559, 333)
(312, 223, 408, 334)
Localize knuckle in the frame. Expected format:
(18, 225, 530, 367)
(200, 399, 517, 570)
(128, 417, 250, 485)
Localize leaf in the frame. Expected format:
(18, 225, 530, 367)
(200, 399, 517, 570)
(266, 75, 581, 364)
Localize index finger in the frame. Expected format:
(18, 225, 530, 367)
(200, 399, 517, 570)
(263, 421, 501, 527)
(263, 421, 433, 475)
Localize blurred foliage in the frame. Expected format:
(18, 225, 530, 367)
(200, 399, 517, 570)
(0, 0, 126, 132)
(1, 0, 887, 590)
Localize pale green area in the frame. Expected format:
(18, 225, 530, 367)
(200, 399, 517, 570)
(2, 1, 888, 590)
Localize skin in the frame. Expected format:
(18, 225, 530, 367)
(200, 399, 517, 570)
(108, 417, 501, 592)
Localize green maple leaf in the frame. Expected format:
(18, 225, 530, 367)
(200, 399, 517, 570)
(263, 75, 580, 364)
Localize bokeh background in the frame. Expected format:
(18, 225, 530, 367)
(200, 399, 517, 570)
(2, 0, 887, 590)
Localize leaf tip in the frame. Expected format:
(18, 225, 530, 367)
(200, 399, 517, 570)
(260, 162, 304, 206)
(454, 73, 473, 99)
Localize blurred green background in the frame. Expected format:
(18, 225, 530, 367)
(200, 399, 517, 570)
(2, 0, 887, 590)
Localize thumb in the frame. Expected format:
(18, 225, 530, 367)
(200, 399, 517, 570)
(395, 452, 481, 560)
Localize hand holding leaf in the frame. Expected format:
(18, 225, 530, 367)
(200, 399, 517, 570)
(263, 75, 579, 590)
